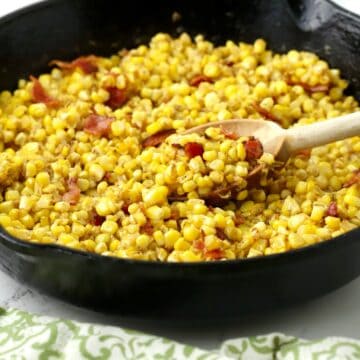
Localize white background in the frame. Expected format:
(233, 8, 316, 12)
(0, 0, 359, 350)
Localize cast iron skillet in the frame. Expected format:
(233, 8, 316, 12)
(0, 0, 359, 318)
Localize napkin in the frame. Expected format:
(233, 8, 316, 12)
(0, 307, 359, 359)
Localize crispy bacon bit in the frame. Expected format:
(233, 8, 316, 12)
(305, 84, 330, 93)
(343, 170, 360, 188)
(50, 55, 98, 74)
(171, 143, 182, 149)
(327, 202, 339, 217)
(296, 149, 312, 158)
(141, 221, 154, 235)
(220, 127, 238, 140)
(216, 228, 227, 240)
(205, 249, 224, 260)
(121, 201, 131, 215)
(204, 196, 229, 208)
(30, 76, 60, 108)
(204, 182, 241, 207)
(286, 77, 330, 93)
(253, 102, 281, 124)
(246, 168, 263, 189)
(142, 129, 176, 148)
(184, 142, 204, 158)
(189, 75, 213, 87)
(90, 211, 105, 226)
(104, 172, 112, 181)
(62, 177, 81, 205)
(168, 195, 187, 202)
(83, 114, 113, 137)
(105, 87, 127, 110)
(245, 137, 264, 161)
(234, 214, 245, 226)
(194, 239, 205, 251)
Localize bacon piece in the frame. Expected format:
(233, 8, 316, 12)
(253, 102, 281, 123)
(205, 249, 224, 260)
(83, 114, 113, 137)
(343, 170, 360, 188)
(286, 77, 329, 93)
(234, 214, 245, 226)
(121, 201, 131, 215)
(171, 143, 182, 149)
(30, 76, 60, 108)
(216, 228, 227, 240)
(142, 129, 175, 148)
(220, 127, 238, 140)
(90, 210, 105, 226)
(141, 220, 154, 235)
(50, 55, 98, 74)
(62, 177, 81, 205)
(189, 75, 213, 87)
(327, 202, 339, 217)
(225, 60, 235, 67)
(105, 87, 127, 110)
(245, 137, 264, 161)
(204, 183, 239, 207)
(184, 142, 204, 158)
(194, 239, 205, 251)
(296, 149, 312, 158)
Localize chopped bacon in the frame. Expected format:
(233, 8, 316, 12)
(62, 177, 81, 205)
(184, 142, 204, 158)
(104, 172, 112, 181)
(246, 168, 263, 189)
(189, 75, 213, 87)
(205, 249, 224, 260)
(30, 76, 60, 108)
(220, 127, 238, 140)
(90, 210, 105, 226)
(245, 137, 264, 161)
(171, 143, 182, 149)
(142, 129, 175, 148)
(304, 84, 330, 93)
(234, 214, 245, 226)
(253, 102, 281, 123)
(296, 149, 312, 158)
(204, 196, 229, 208)
(216, 228, 227, 240)
(141, 220, 154, 235)
(194, 239, 205, 251)
(83, 114, 113, 137)
(204, 181, 244, 207)
(327, 202, 339, 217)
(286, 77, 330, 93)
(50, 55, 98, 74)
(343, 170, 360, 188)
(105, 87, 127, 110)
(121, 201, 131, 215)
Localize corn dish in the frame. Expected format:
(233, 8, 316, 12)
(0, 33, 359, 262)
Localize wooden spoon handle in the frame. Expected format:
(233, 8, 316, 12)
(284, 112, 360, 155)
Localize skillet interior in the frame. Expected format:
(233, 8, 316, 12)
(0, 0, 359, 318)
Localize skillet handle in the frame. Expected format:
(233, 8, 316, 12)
(285, 0, 335, 31)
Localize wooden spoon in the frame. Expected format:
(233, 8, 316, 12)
(184, 112, 360, 163)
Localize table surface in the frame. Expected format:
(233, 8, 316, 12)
(0, 0, 359, 351)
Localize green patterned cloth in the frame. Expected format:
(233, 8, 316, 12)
(0, 307, 359, 359)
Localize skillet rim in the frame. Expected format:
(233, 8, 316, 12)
(0, 0, 358, 268)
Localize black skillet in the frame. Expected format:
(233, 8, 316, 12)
(0, 0, 359, 318)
